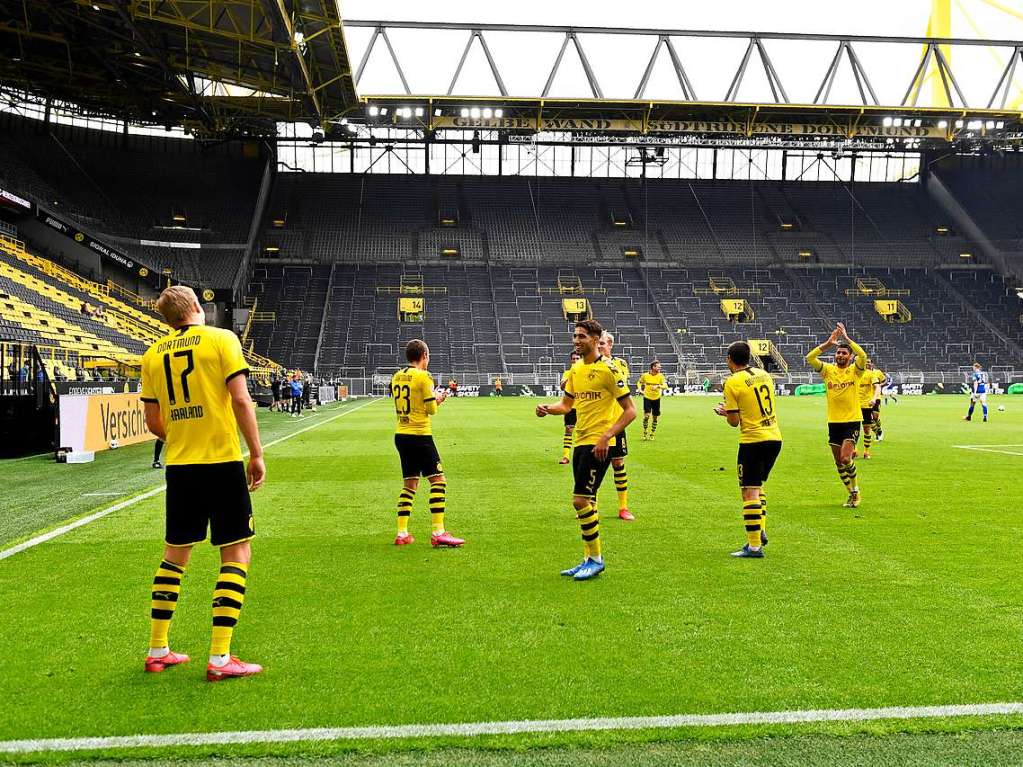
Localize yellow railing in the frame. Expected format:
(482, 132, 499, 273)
(240, 298, 258, 348)
(107, 280, 158, 311)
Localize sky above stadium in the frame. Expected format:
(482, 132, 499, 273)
(341, 0, 1023, 109)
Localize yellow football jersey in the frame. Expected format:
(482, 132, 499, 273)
(391, 367, 438, 435)
(858, 369, 884, 407)
(723, 367, 782, 443)
(140, 325, 249, 465)
(637, 371, 666, 400)
(563, 358, 631, 446)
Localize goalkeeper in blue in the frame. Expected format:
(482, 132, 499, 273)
(963, 362, 989, 422)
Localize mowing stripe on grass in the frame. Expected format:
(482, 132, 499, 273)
(0, 398, 379, 563)
(2, 702, 1022, 754)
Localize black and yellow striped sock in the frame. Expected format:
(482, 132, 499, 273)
(576, 503, 601, 559)
(837, 463, 853, 491)
(210, 562, 248, 657)
(562, 431, 572, 460)
(150, 559, 185, 650)
(651, 416, 659, 436)
(429, 480, 446, 534)
(759, 490, 768, 536)
(742, 500, 763, 549)
(614, 464, 628, 510)
(397, 487, 415, 535)
(863, 427, 872, 451)
(874, 415, 882, 434)
(643, 413, 650, 437)
(847, 462, 858, 492)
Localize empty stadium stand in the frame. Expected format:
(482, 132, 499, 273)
(249, 172, 1023, 379)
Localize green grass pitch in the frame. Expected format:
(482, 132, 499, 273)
(1, 394, 1023, 765)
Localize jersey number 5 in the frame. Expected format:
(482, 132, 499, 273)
(162, 350, 195, 405)
(392, 383, 411, 415)
(753, 384, 774, 417)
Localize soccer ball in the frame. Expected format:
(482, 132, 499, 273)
(109, 440, 120, 449)
(998, 405, 1006, 412)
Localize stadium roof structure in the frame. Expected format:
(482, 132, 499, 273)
(0, 0, 358, 134)
(1, 3, 1022, 147)
(348, 20, 1023, 147)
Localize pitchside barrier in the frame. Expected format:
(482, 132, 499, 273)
(56, 391, 154, 462)
(329, 372, 1023, 399)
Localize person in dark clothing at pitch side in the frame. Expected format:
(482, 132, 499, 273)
(303, 374, 314, 412)
(270, 373, 282, 412)
(153, 439, 164, 469)
(289, 374, 304, 417)
(280, 375, 291, 413)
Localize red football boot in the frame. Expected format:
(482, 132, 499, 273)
(394, 533, 414, 546)
(558, 456, 570, 465)
(618, 508, 635, 521)
(206, 656, 263, 681)
(144, 650, 189, 673)
(431, 531, 465, 547)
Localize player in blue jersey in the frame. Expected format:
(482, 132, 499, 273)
(963, 362, 989, 422)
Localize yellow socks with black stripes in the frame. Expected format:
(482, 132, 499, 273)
(576, 503, 601, 561)
(643, 413, 651, 438)
(210, 562, 248, 658)
(837, 461, 858, 492)
(651, 416, 659, 437)
(149, 559, 184, 652)
(613, 464, 628, 511)
(429, 480, 446, 534)
(759, 490, 768, 537)
(863, 426, 873, 452)
(743, 500, 763, 549)
(396, 486, 415, 536)
(562, 431, 572, 460)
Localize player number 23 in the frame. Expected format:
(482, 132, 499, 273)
(391, 383, 411, 415)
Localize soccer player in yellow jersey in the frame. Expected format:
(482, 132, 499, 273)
(856, 360, 884, 459)
(637, 360, 666, 440)
(139, 286, 265, 681)
(870, 362, 888, 441)
(805, 323, 867, 508)
(391, 339, 464, 548)
(537, 320, 636, 580)
(558, 351, 582, 464)
(597, 331, 635, 521)
(715, 341, 782, 558)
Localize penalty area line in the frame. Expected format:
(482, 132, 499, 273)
(953, 444, 1023, 457)
(0, 398, 379, 563)
(2, 702, 1023, 754)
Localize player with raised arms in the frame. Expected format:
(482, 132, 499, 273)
(536, 320, 636, 580)
(805, 323, 867, 508)
(139, 286, 266, 681)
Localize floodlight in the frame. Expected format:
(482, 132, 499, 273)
(985, 121, 995, 129)
(414, 107, 424, 117)
(379, 107, 388, 116)
(368, 105, 379, 116)
(495, 109, 504, 118)
(882, 117, 893, 127)
(482, 108, 493, 118)
(434, 108, 443, 117)
(937, 120, 948, 129)
(893, 117, 903, 127)
(955, 119, 964, 128)
(470, 107, 481, 118)
(460, 108, 469, 117)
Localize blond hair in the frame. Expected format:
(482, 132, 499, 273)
(156, 286, 199, 326)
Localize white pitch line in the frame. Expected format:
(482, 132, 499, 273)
(1, 701, 1022, 754)
(0, 398, 379, 563)
(81, 492, 126, 497)
(953, 444, 1023, 457)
